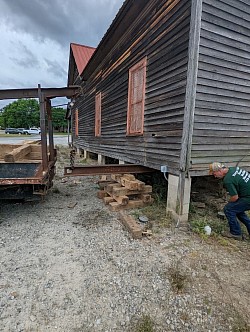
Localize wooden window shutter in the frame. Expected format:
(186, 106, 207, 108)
(127, 57, 147, 135)
(95, 92, 102, 137)
(75, 109, 79, 137)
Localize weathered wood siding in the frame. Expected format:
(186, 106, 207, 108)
(191, 0, 250, 173)
(73, 0, 191, 173)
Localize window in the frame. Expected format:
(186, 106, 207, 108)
(75, 109, 79, 137)
(95, 92, 102, 137)
(127, 57, 147, 135)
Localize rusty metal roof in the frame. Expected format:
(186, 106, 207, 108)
(70, 43, 96, 75)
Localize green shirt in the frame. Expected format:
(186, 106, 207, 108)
(223, 167, 250, 201)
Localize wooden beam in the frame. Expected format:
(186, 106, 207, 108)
(4, 145, 32, 162)
(179, 0, 203, 173)
(0, 86, 81, 100)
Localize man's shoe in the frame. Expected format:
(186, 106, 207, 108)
(221, 231, 242, 240)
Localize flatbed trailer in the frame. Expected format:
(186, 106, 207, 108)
(0, 85, 80, 200)
(0, 141, 56, 200)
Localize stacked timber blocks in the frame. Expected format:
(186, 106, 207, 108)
(97, 174, 153, 211)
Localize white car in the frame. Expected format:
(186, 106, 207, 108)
(23, 128, 41, 135)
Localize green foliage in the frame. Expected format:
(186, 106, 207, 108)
(0, 99, 67, 131)
(232, 312, 250, 332)
(130, 315, 155, 332)
(168, 261, 189, 293)
(0, 99, 40, 128)
(189, 216, 226, 235)
(189, 203, 227, 236)
(137, 171, 167, 201)
(51, 107, 67, 132)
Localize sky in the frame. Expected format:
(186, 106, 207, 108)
(0, 0, 124, 109)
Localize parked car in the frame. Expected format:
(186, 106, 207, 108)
(23, 127, 41, 135)
(5, 128, 24, 135)
(17, 128, 26, 134)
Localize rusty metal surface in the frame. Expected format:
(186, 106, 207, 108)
(0, 86, 81, 100)
(64, 164, 154, 176)
(0, 178, 44, 185)
(0, 160, 56, 185)
(38, 85, 48, 171)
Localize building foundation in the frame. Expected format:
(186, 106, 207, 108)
(98, 154, 105, 165)
(166, 173, 191, 224)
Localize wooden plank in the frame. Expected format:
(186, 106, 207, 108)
(97, 190, 108, 199)
(113, 195, 129, 206)
(112, 174, 145, 190)
(105, 189, 130, 206)
(98, 180, 116, 189)
(108, 199, 145, 211)
(138, 194, 152, 203)
(111, 174, 122, 181)
(122, 174, 136, 180)
(103, 196, 115, 205)
(118, 211, 142, 239)
(179, 0, 202, 172)
(4, 144, 32, 162)
(120, 178, 141, 190)
(105, 183, 122, 193)
(112, 184, 152, 196)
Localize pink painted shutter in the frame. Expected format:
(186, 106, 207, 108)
(127, 57, 147, 135)
(95, 92, 101, 136)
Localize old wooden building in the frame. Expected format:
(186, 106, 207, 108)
(67, 0, 250, 221)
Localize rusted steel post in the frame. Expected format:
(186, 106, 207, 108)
(46, 99, 55, 161)
(38, 84, 48, 171)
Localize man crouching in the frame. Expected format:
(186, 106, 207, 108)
(209, 162, 250, 240)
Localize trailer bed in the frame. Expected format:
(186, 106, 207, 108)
(0, 141, 56, 200)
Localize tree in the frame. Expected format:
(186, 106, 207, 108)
(0, 99, 67, 131)
(51, 107, 67, 132)
(0, 99, 40, 128)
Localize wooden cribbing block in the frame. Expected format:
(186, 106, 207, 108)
(100, 175, 108, 181)
(135, 180, 146, 191)
(105, 190, 129, 206)
(105, 183, 122, 193)
(113, 176, 146, 191)
(97, 190, 108, 199)
(112, 185, 152, 196)
(109, 202, 122, 211)
(98, 180, 116, 189)
(114, 195, 129, 206)
(111, 174, 122, 181)
(103, 196, 115, 205)
(138, 194, 152, 203)
(119, 211, 142, 239)
(109, 199, 145, 210)
(126, 199, 145, 208)
(4, 144, 32, 162)
(122, 174, 136, 180)
(120, 178, 140, 190)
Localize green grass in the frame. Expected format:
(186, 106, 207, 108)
(130, 315, 155, 332)
(0, 133, 24, 137)
(231, 312, 250, 332)
(189, 204, 249, 241)
(168, 261, 189, 293)
(130, 197, 172, 233)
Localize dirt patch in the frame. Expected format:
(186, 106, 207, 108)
(0, 146, 249, 332)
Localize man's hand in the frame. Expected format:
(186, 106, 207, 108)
(229, 195, 238, 202)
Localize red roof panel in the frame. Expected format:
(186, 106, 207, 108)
(70, 43, 96, 76)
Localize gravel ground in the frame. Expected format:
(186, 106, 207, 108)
(0, 147, 249, 332)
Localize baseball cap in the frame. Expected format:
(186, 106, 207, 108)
(209, 162, 225, 175)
